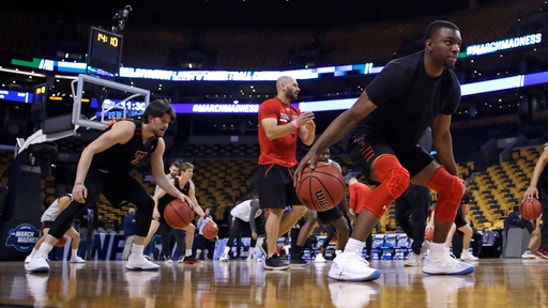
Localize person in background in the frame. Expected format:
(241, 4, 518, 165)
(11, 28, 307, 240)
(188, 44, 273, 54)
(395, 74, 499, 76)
(445, 192, 479, 261)
(145, 162, 212, 264)
(148, 160, 185, 263)
(122, 207, 136, 260)
(295, 20, 474, 281)
(219, 199, 264, 262)
(257, 75, 315, 270)
(394, 128, 433, 266)
(522, 214, 543, 259)
(195, 207, 216, 260)
(295, 148, 354, 264)
(25, 194, 86, 264)
(80, 208, 96, 260)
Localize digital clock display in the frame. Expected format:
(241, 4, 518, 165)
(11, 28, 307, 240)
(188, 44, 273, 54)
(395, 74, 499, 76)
(95, 98, 147, 120)
(87, 27, 123, 78)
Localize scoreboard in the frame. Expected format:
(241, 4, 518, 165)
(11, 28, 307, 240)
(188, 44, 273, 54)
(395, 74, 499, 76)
(87, 26, 123, 78)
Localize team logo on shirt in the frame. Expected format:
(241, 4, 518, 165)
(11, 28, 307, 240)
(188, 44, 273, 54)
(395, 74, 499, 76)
(130, 150, 148, 165)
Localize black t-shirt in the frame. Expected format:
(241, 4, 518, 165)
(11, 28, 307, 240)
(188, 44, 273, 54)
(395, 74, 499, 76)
(91, 120, 158, 174)
(359, 51, 461, 151)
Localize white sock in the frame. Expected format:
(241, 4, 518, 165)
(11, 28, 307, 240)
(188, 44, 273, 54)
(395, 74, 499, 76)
(345, 238, 365, 255)
(38, 243, 53, 256)
(428, 242, 446, 259)
(223, 246, 230, 256)
(185, 248, 192, 257)
(71, 249, 78, 259)
(131, 244, 144, 259)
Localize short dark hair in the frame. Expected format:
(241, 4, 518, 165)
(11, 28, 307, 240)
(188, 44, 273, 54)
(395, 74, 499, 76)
(143, 98, 176, 123)
(424, 20, 460, 40)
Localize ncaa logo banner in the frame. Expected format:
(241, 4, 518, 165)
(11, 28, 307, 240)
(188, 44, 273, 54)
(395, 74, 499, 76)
(5, 224, 40, 252)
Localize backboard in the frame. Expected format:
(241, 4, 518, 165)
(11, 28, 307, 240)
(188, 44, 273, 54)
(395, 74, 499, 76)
(72, 74, 150, 130)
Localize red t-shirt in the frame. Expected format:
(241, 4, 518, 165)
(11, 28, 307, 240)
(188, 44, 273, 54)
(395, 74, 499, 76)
(258, 97, 301, 167)
(349, 181, 371, 214)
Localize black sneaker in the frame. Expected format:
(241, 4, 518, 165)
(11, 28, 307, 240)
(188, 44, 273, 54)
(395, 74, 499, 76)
(183, 256, 202, 264)
(290, 253, 310, 267)
(263, 254, 289, 270)
(258, 239, 268, 257)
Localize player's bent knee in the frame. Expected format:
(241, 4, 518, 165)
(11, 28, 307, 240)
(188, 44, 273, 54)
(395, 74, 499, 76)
(385, 168, 411, 198)
(449, 175, 465, 205)
(430, 172, 464, 222)
(373, 155, 410, 198)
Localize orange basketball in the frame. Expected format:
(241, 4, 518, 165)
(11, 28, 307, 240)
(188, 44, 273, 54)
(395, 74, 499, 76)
(55, 235, 69, 247)
(424, 226, 434, 242)
(520, 198, 542, 220)
(296, 162, 346, 212)
(202, 221, 218, 240)
(164, 199, 194, 229)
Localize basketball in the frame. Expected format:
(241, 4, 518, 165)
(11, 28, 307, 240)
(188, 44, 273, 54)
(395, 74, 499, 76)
(424, 226, 434, 242)
(164, 199, 194, 229)
(202, 221, 218, 240)
(520, 198, 542, 220)
(55, 235, 69, 247)
(296, 162, 346, 212)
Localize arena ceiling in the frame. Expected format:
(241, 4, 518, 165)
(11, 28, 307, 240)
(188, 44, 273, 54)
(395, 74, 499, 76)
(8, 0, 490, 28)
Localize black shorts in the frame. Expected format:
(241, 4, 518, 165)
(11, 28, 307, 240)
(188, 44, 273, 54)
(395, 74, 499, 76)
(42, 220, 54, 230)
(257, 164, 301, 209)
(317, 206, 344, 225)
(349, 134, 433, 181)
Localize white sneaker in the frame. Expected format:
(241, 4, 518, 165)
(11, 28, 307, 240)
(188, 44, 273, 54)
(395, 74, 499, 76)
(125, 255, 160, 271)
(69, 255, 86, 263)
(26, 253, 50, 273)
(219, 254, 229, 262)
(328, 251, 381, 281)
(422, 253, 475, 275)
(521, 250, 536, 259)
(459, 251, 479, 261)
(404, 252, 422, 266)
(314, 253, 327, 263)
(24, 254, 32, 264)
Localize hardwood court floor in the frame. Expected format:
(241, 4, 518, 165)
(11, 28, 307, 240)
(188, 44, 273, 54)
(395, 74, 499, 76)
(1, 258, 547, 307)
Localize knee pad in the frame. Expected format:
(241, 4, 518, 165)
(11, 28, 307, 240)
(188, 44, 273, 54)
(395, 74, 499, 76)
(364, 155, 410, 218)
(373, 155, 410, 199)
(427, 167, 464, 222)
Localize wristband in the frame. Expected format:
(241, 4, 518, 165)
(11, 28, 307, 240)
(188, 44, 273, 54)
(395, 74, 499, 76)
(75, 182, 85, 186)
(291, 120, 299, 128)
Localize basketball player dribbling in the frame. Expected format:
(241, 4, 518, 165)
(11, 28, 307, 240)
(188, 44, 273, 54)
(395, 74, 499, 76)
(26, 99, 194, 273)
(296, 20, 475, 281)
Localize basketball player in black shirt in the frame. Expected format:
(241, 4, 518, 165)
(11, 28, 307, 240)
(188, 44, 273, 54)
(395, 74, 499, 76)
(295, 20, 474, 281)
(27, 98, 194, 272)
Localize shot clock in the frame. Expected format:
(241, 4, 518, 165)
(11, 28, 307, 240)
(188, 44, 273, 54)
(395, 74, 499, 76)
(86, 26, 123, 79)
